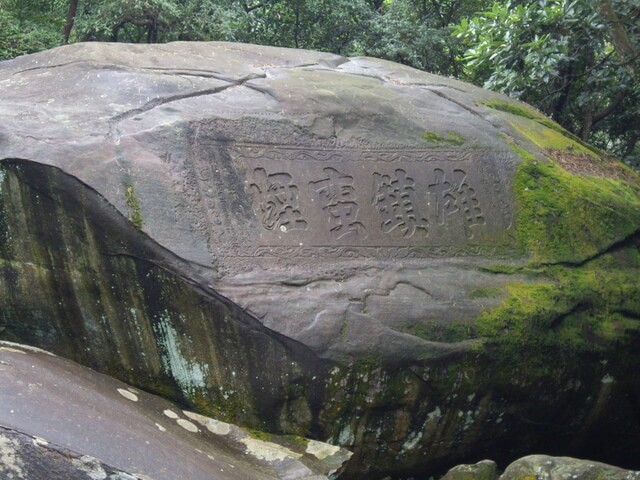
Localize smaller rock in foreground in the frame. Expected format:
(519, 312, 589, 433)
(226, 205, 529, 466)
(501, 455, 640, 480)
(441, 459, 498, 480)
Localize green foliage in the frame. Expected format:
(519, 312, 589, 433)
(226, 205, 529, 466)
(73, 0, 247, 43)
(175, 1, 247, 42)
(0, 1, 64, 60)
(454, 0, 640, 167)
(69, 0, 377, 53)
(238, 0, 375, 54)
(363, 0, 491, 75)
(0, 0, 492, 75)
(453, 1, 570, 100)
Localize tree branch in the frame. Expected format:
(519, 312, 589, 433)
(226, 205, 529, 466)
(243, 1, 273, 13)
(592, 89, 628, 125)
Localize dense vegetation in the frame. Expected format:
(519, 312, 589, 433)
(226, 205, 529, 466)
(1, 0, 639, 167)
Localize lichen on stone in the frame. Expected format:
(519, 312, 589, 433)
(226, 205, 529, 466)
(123, 182, 144, 229)
(240, 436, 302, 462)
(152, 310, 209, 397)
(420, 130, 465, 146)
(305, 439, 339, 460)
(0, 434, 25, 479)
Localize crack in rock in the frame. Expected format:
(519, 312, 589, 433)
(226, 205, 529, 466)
(106, 72, 267, 141)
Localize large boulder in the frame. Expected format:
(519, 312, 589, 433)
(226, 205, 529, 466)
(1, 42, 640, 478)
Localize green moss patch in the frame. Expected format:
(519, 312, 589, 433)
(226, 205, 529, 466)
(484, 100, 542, 120)
(484, 99, 601, 156)
(479, 264, 528, 275)
(546, 149, 638, 183)
(509, 116, 597, 157)
(511, 144, 640, 265)
(247, 428, 274, 442)
(469, 286, 505, 299)
(476, 246, 640, 353)
(421, 130, 465, 146)
(408, 321, 476, 343)
(124, 183, 144, 229)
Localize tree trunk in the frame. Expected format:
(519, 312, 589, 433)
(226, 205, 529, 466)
(147, 17, 158, 43)
(625, 132, 640, 158)
(294, 5, 300, 48)
(600, 0, 640, 73)
(551, 60, 574, 126)
(581, 104, 594, 141)
(62, 0, 79, 44)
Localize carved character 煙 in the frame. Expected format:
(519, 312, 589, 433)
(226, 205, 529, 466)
(249, 167, 308, 232)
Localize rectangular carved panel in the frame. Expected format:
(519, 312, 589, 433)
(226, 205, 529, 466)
(189, 143, 517, 259)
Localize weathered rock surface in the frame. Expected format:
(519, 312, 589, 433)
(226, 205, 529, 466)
(1, 42, 640, 478)
(0, 427, 141, 480)
(441, 459, 498, 480)
(442, 456, 640, 480)
(0, 341, 351, 479)
(501, 455, 640, 480)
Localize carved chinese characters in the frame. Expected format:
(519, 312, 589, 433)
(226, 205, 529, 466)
(429, 168, 485, 239)
(193, 143, 515, 258)
(249, 168, 308, 232)
(310, 167, 366, 240)
(373, 169, 428, 239)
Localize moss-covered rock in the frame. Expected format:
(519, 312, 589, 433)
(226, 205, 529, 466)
(441, 460, 498, 480)
(509, 144, 640, 265)
(501, 455, 640, 480)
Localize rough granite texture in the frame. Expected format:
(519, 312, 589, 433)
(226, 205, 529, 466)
(1, 42, 639, 478)
(0, 341, 350, 480)
(442, 456, 640, 480)
(500, 455, 640, 480)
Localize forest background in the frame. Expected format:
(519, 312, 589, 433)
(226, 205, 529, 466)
(1, 0, 639, 168)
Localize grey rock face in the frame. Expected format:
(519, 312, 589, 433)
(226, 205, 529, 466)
(441, 460, 498, 480)
(0, 41, 520, 363)
(501, 455, 640, 480)
(0, 427, 143, 480)
(0, 341, 351, 480)
(441, 456, 640, 480)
